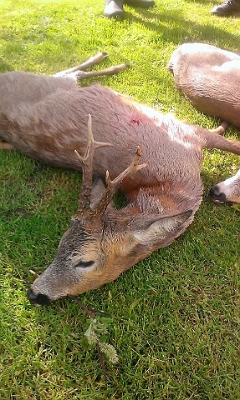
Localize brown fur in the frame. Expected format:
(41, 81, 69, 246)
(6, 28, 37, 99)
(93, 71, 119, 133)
(168, 42, 240, 204)
(168, 42, 240, 128)
(1, 56, 240, 304)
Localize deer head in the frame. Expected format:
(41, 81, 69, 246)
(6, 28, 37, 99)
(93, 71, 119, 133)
(28, 115, 192, 305)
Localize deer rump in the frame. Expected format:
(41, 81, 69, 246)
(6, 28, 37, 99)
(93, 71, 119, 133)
(1, 53, 240, 304)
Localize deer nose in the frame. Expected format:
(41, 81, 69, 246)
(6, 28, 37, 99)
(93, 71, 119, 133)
(209, 186, 227, 203)
(27, 287, 51, 306)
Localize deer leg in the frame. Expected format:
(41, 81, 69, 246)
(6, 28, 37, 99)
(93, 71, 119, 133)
(209, 121, 229, 136)
(75, 63, 130, 82)
(53, 52, 108, 77)
(53, 52, 130, 82)
(0, 142, 15, 150)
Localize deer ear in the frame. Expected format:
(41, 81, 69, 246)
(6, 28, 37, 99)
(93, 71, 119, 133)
(131, 210, 193, 246)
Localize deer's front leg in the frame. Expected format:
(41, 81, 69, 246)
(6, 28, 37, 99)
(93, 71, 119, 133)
(53, 52, 130, 82)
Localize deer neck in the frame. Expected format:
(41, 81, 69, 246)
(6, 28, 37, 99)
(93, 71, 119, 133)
(121, 182, 203, 218)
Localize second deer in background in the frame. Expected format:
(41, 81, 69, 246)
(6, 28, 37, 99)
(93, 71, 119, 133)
(168, 42, 240, 204)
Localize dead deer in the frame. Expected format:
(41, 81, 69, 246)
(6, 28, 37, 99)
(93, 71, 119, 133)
(1, 52, 240, 305)
(168, 42, 240, 203)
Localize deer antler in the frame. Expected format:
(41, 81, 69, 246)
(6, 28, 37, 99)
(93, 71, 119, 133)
(75, 115, 147, 219)
(75, 114, 113, 214)
(91, 146, 148, 218)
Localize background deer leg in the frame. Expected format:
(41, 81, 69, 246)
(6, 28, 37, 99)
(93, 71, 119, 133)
(53, 52, 130, 82)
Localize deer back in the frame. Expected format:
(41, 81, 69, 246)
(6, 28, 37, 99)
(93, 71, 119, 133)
(0, 72, 214, 175)
(0, 75, 208, 214)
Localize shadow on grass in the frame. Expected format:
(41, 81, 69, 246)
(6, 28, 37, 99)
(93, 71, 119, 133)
(125, 8, 240, 48)
(1, 2, 240, 75)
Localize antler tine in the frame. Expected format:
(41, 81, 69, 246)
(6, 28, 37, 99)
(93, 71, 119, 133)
(75, 114, 113, 214)
(93, 147, 148, 217)
(106, 146, 147, 187)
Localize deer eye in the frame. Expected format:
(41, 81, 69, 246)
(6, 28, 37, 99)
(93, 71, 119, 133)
(74, 260, 95, 269)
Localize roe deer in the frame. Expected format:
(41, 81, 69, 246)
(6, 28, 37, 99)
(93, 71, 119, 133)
(168, 42, 240, 203)
(1, 52, 240, 305)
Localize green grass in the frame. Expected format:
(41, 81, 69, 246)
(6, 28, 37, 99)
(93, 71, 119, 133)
(0, 0, 240, 398)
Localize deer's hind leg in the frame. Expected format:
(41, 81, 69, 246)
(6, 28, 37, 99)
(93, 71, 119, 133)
(53, 52, 130, 82)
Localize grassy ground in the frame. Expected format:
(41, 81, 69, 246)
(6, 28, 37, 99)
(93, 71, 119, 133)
(0, 0, 239, 398)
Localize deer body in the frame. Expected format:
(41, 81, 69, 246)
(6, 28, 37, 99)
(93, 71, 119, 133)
(168, 42, 240, 203)
(1, 53, 240, 304)
(168, 42, 240, 128)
